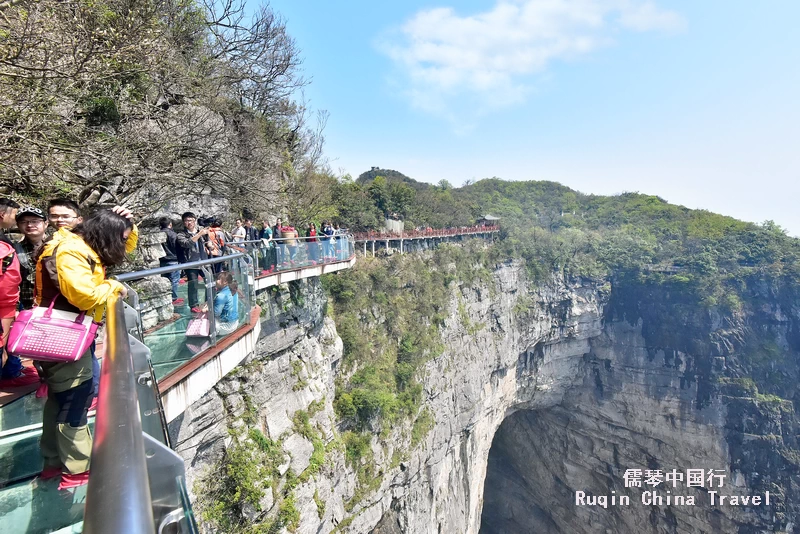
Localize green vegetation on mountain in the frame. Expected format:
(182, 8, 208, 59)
(323, 172, 800, 506)
(325, 244, 497, 431)
(346, 172, 800, 305)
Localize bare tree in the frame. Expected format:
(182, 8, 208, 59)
(0, 0, 313, 219)
(201, 0, 306, 118)
(281, 110, 338, 225)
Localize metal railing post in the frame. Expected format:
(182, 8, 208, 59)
(122, 284, 145, 342)
(84, 295, 155, 534)
(251, 247, 260, 272)
(202, 265, 217, 345)
(128, 334, 171, 447)
(244, 256, 255, 325)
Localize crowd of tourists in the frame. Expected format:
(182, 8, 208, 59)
(0, 192, 496, 499)
(158, 213, 351, 312)
(0, 198, 356, 492)
(351, 224, 499, 240)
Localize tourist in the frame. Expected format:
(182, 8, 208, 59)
(176, 212, 210, 313)
(273, 217, 285, 266)
(46, 198, 108, 399)
(244, 218, 259, 241)
(207, 220, 225, 257)
(159, 217, 183, 305)
(231, 219, 245, 242)
(321, 221, 335, 261)
(259, 219, 275, 272)
(282, 222, 298, 264)
(307, 222, 318, 263)
(0, 234, 28, 389)
(0, 199, 38, 389)
(0, 198, 20, 244)
(212, 271, 239, 336)
(47, 199, 83, 231)
(260, 220, 272, 241)
(207, 219, 227, 273)
(14, 207, 47, 310)
(35, 206, 137, 490)
(334, 223, 345, 260)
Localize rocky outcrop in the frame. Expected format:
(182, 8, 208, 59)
(481, 320, 743, 533)
(128, 276, 174, 330)
(178, 259, 800, 533)
(134, 231, 168, 269)
(339, 268, 607, 534)
(168, 278, 346, 531)
(479, 278, 800, 534)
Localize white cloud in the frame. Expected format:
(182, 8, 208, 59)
(378, 0, 685, 128)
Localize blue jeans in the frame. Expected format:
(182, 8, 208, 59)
(1, 314, 22, 379)
(1, 350, 23, 379)
(185, 268, 206, 308)
(91, 341, 99, 397)
(161, 261, 180, 300)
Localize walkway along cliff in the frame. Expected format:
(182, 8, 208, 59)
(172, 237, 800, 533)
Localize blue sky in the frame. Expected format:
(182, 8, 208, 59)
(263, 1, 800, 235)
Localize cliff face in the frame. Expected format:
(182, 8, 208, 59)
(479, 274, 800, 534)
(177, 260, 800, 533)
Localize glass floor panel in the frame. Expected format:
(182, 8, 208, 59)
(145, 282, 206, 380)
(0, 475, 86, 533)
(0, 420, 96, 488)
(143, 280, 246, 380)
(0, 393, 45, 435)
(0, 427, 44, 486)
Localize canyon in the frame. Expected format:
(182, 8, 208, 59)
(173, 257, 799, 533)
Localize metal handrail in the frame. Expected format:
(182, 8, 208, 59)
(116, 253, 245, 282)
(235, 234, 354, 278)
(79, 234, 358, 533)
(84, 293, 155, 534)
(352, 225, 499, 241)
(233, 233, 354, 244)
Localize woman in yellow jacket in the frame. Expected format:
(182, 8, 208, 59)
(35, 206, 137, 490)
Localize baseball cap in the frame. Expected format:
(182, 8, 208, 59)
(15, 206, 47, 221)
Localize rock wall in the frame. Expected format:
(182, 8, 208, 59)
(341, 267, 606, 534)
(177, 260, 800, 533)
(168, 278, 348, 531)
(480, 320, 736, 533)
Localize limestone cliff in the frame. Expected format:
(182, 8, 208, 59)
(176, 254, 800, 534)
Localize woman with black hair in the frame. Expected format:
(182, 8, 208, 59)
(211, 271, 239, 336)
(35, 206, 137, 490)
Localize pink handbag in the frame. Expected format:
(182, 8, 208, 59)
(185, 313, 210, 337)
(7, 296, 99, 363)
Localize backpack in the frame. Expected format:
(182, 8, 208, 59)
(0, 241, 22, 308)
(208, 229, 226, 256)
